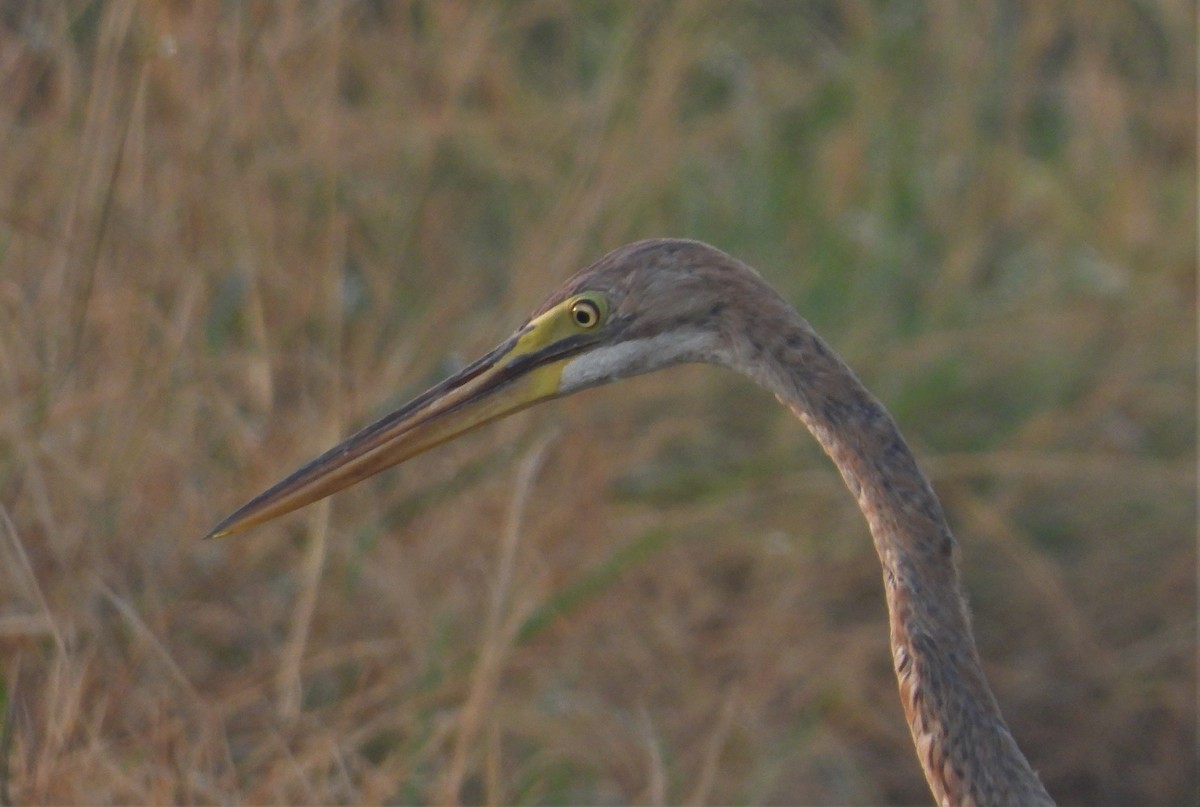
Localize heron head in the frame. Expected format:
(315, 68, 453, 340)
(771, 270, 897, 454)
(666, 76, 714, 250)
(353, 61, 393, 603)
(205, 239, 765, 538)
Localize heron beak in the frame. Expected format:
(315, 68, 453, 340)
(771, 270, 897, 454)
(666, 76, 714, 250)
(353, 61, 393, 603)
(205, 306, 590, 540)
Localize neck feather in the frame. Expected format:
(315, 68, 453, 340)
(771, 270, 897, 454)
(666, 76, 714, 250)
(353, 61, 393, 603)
(726, 309, 1052, 807)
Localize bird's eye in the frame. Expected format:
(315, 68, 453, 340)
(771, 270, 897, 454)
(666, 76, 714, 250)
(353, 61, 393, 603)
(570, 298, 602, 329)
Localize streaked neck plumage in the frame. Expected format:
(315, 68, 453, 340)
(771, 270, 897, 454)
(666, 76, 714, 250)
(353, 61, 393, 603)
(716, 287, 1053, 806)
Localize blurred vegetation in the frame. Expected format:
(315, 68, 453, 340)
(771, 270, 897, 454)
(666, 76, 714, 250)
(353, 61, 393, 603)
(0, 1, 1194, 804)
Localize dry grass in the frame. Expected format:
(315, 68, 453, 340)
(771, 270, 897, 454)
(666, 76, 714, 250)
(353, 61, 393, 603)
(0, 1, 1194, 804)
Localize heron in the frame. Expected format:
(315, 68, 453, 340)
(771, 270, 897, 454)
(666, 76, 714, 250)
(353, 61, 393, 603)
(207, 238, 1054, 806)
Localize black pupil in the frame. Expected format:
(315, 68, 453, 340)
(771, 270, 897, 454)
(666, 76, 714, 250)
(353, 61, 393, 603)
(575, 304, 595, 325)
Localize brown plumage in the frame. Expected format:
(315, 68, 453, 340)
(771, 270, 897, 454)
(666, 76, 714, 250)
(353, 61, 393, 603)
(209, 238, 1054, 806)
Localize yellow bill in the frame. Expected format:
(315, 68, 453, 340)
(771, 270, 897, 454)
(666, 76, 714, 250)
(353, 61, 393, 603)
(205, 293, 609, 539)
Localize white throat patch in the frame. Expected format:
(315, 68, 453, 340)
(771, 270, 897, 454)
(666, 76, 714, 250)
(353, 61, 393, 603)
(558, 330, 722, 394)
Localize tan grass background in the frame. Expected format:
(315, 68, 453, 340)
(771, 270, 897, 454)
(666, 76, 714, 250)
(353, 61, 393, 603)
(0, 1, 1195, 804)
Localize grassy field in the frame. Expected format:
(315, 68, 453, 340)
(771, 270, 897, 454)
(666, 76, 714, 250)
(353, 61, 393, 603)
(0, 1, 1194, 804)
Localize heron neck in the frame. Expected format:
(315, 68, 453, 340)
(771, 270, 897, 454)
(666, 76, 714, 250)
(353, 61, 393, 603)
(730, 313, 1052, 806)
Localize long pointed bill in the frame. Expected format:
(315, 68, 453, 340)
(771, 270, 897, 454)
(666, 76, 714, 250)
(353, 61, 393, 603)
(205, 308, 599, 540)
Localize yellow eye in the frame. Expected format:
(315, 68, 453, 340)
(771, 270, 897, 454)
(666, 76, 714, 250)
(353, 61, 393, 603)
(570, 298, 602, 329)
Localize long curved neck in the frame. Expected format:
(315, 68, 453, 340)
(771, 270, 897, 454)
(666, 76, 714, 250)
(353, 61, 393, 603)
(729, 308, 1053, 807)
